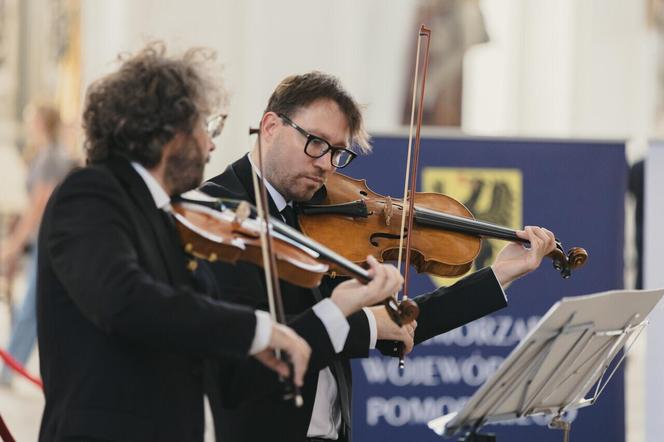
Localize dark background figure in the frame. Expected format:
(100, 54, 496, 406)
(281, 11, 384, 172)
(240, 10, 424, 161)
(628, 159, 644, 289)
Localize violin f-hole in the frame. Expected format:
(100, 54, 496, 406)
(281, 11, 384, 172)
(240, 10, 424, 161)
(370, 231, 408, 247)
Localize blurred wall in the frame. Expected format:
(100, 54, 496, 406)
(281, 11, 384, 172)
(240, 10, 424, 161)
(80, 0, 658, 172)
(464, 0, 656, 159)
(80, 0, 416, 177)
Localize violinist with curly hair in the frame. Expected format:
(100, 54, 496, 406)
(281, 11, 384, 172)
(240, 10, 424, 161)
(35, 43, 317, 442)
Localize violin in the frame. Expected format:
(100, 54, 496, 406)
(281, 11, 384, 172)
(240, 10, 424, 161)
(172, 195, 326, 288)
(297, 172, 588, 279)
(171, 194, 416, 323)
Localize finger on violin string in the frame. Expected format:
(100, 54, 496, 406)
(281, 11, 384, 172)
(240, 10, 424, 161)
(530, 226, 549, 242)
(543, 229, 556, 249)
(388, 265, 405, 289)
(514, 228, 530, 244)
(537, 228, 557, 252)
(379, 261, 403, 293)
(365, 256, 388, 293)
(366, 254, 379, 278)
(523, 226, 543, 248)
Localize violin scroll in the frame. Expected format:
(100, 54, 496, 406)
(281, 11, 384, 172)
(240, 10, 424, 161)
(549, 245, 588, 279)
(384, 297, 420, 327)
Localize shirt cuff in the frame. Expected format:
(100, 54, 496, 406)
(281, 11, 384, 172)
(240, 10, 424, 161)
(312, 298, 350, 353)
(363, 307, 378, 349)
(488, 266, 509, 302)
(248, 310, 272, 355)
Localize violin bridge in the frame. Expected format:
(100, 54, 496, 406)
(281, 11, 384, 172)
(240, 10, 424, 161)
(234, 201, 251, 224)
(384, 196, 393, 226)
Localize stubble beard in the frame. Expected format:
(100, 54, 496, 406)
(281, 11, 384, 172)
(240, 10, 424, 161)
(267, 164, 323, 202)
(263, 136, 324, 202)
(164, 136, 205, 196)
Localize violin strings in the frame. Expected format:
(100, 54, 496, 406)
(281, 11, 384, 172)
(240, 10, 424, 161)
(413, 207, 523, 242)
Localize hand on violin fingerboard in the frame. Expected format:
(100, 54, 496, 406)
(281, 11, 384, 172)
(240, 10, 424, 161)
(330, 255, 404, 316)
(491, 226, 557, 289)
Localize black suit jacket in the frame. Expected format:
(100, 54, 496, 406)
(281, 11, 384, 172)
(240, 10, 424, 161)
(36, 157, 257, 441)
(202, 154, 508, 442)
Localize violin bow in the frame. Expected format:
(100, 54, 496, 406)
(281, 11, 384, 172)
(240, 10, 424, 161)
(250, 122, 304, 407)
(395, 24, 432, 370)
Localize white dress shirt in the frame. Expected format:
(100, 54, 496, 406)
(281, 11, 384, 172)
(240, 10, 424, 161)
(130, 161, 272, 355)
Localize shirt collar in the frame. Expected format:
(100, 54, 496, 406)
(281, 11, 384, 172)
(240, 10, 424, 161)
(247, 153, 289, 212)
(130, 161, 171, 210)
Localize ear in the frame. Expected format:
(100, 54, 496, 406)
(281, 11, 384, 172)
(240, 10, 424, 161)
(260, 112, 282, 143)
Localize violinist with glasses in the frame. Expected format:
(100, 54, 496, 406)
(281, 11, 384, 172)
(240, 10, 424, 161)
(198, 71, 558, 442)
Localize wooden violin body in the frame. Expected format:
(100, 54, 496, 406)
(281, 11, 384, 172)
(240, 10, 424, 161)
(300, 174, 480, 278)
(172, 199, 328, 288)
(298, 173, 588, 279)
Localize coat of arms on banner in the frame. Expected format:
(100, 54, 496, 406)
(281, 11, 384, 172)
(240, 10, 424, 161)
(421, 167, 522, 287)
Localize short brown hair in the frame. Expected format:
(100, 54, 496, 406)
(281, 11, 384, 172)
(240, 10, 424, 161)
(83, 41, 224, 167)
(265, 71, 370, 153)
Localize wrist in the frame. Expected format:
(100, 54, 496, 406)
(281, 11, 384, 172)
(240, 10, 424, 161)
(331, 296, 360, 317)
(369, 306, 388, 339)
(491, 262, 522, 289)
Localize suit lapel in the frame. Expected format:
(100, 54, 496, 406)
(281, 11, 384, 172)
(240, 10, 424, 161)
(106, 157, 189, 285)
(210, 154, 280, 216)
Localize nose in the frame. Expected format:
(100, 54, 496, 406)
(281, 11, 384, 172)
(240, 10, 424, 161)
(313, 150, 335, 172)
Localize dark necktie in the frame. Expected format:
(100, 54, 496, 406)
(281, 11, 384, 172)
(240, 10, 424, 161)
(280, 204, 299, 230)
(161, 208, 176, 230)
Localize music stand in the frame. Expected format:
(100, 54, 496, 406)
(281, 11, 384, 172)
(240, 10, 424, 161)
(427, 288, 664, 442)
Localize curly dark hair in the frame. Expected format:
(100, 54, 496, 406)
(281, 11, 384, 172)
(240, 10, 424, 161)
(265, 71, 370, 153)
(83, 42, 224, 167)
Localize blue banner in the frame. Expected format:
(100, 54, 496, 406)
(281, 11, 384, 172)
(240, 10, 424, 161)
(346, 135, 627, 441)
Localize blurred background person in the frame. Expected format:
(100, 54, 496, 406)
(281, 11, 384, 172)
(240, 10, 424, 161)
(0, 102, 75, 386)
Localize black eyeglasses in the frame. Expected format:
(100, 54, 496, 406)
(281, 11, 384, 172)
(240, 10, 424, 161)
(277, 113, 357, 168)
(207, 113, 228, 139)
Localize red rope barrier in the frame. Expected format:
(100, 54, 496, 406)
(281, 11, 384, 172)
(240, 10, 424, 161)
(0, 348, 42, 389)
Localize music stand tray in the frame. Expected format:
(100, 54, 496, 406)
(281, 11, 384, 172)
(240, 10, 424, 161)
(427, 288, 664, 441)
